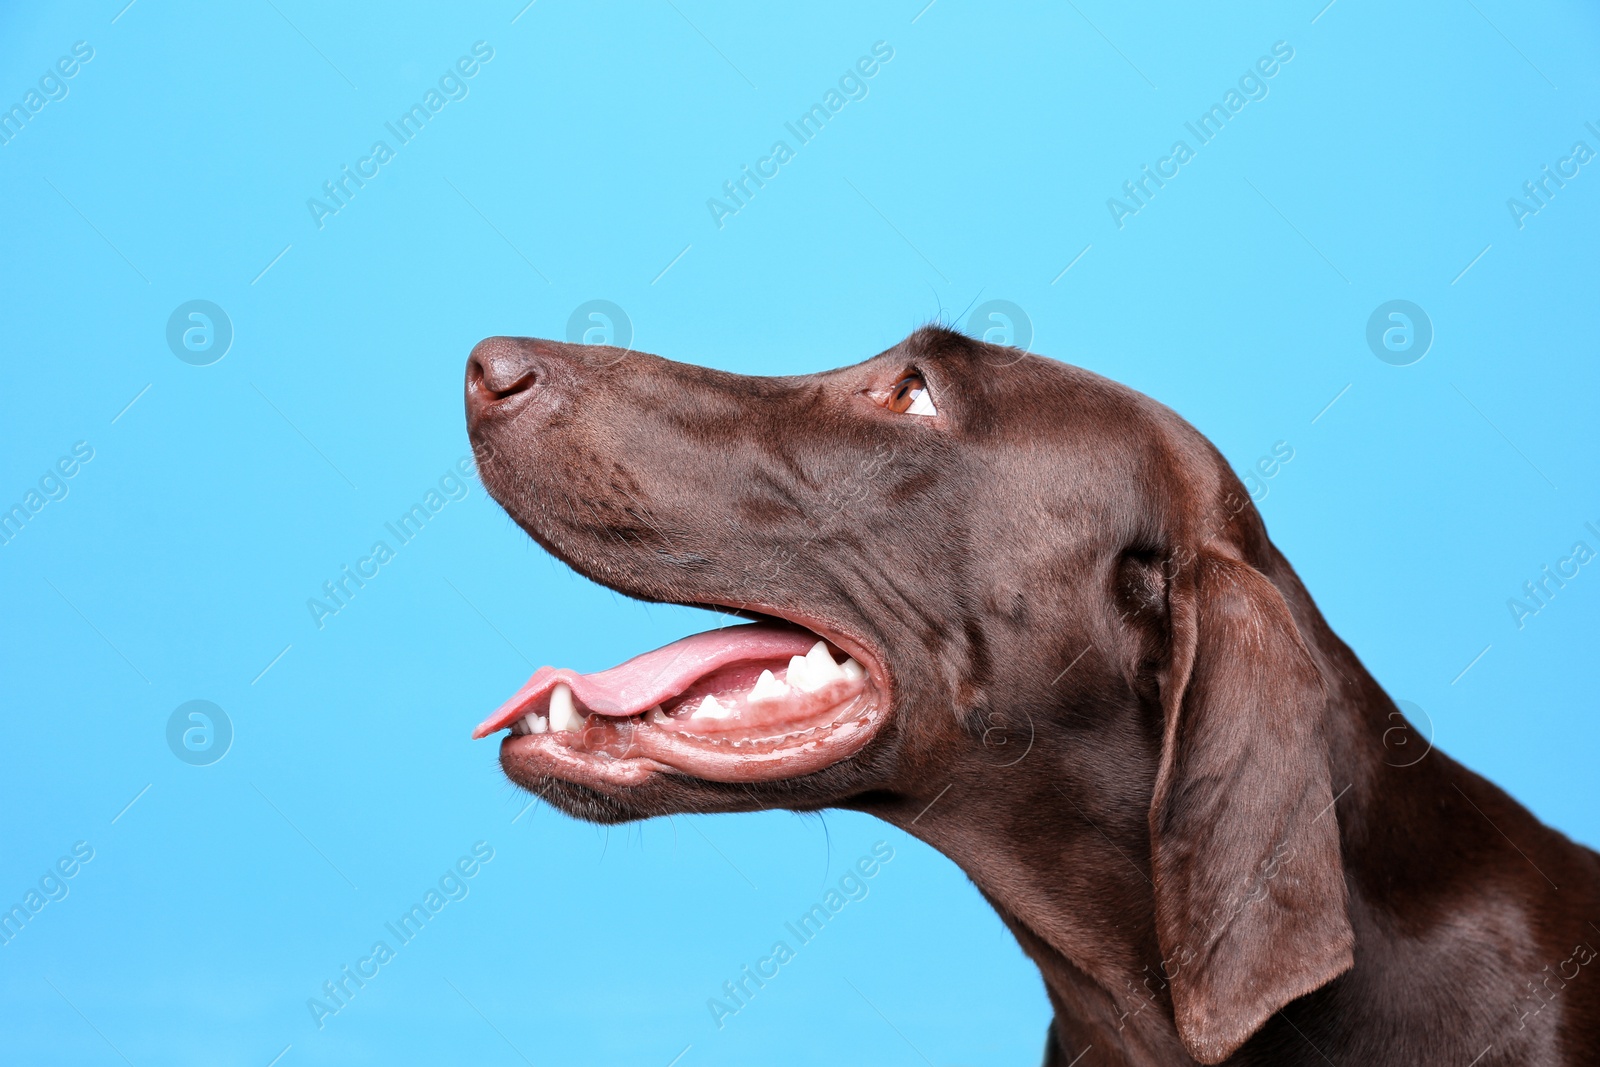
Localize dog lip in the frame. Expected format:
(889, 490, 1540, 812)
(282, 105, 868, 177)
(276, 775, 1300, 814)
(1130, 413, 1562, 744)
(496, 683, 886, 785)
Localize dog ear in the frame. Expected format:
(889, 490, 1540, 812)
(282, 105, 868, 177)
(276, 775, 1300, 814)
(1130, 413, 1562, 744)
(1149, 551, 1353, 1064)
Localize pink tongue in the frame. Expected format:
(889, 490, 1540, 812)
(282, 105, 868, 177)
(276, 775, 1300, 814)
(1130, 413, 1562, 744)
(472, 623, 821, 737)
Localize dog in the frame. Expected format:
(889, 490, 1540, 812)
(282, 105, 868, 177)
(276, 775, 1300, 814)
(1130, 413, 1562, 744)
(463, 326, 1600, 1065)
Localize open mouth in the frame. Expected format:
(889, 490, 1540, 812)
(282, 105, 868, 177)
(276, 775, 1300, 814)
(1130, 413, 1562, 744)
(472, 620, 887, 787)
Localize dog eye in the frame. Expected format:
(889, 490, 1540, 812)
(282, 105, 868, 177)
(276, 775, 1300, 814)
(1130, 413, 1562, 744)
(884, 373, 937, 417)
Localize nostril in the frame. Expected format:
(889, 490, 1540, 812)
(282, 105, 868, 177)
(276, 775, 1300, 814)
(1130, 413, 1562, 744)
(467, 339, 541, 404)
(492, 369, 537, 399)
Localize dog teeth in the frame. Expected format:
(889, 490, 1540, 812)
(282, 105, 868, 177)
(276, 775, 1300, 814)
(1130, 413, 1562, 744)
(639, 647, 868, 731)
(748, 669, 790, 703)
(690, 694, 732, 720)
(807, 641, 847, 682)
(785, 655, 810, 691)
(789, 641, 847, 692)
(548, 683, 583, 732)
(509, 711, 549, 735)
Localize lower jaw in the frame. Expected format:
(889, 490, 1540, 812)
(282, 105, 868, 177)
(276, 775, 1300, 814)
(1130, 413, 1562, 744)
(498, 693, 883, 788)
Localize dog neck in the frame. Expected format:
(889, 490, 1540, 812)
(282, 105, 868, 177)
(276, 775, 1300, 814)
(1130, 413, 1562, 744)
(853, 566, 1399, 1063)
(868, 768, 1197, 1064)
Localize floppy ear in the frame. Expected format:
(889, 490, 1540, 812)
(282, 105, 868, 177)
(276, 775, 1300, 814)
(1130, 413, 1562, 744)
(1150, 551, 1353, 1064)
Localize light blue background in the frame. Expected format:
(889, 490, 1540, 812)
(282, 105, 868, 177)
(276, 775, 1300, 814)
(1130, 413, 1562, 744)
(2, 1, 1596, 1063)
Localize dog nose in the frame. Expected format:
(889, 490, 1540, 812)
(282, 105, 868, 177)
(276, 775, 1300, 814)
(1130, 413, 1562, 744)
(466, 336, 541, 406)
(466, 336, 630, 423)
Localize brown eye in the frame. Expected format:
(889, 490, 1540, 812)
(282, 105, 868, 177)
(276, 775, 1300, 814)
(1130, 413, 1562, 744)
(884, 373, 937, 416)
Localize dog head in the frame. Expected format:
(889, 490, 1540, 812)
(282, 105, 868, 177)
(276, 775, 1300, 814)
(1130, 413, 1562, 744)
(464, 326, 1351, 1061)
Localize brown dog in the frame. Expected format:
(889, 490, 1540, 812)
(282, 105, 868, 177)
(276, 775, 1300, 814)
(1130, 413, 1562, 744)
(464, 327, 1600, 1065)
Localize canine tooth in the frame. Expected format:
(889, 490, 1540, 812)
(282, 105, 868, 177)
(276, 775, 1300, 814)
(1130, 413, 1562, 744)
(649, 706, 670, 725)
(691, 695, 731, 720)
(548, 683, 582, 732)
(792, 641, 845, 692)
(840, 657, 865, 682)
(748, 669, 790, 703)
(527, 713, 548, 734)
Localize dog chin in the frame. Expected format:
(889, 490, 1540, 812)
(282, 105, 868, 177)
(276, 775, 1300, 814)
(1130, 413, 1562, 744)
(509, 753, 875, 824)
(516, 776, 655, 824)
